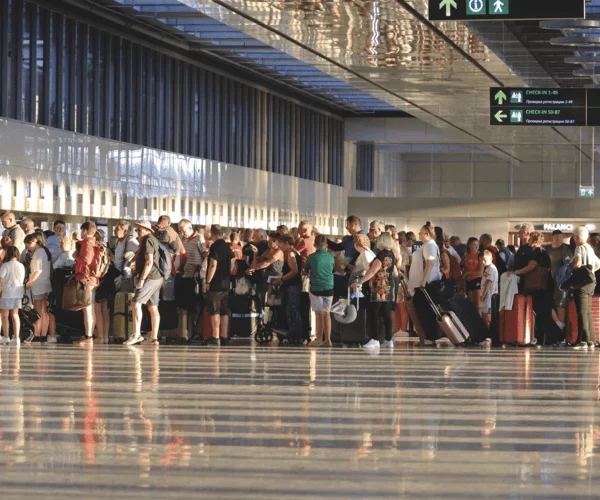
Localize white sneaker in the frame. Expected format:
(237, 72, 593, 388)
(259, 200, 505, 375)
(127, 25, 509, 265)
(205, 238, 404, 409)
(362, 339, 380, 350)
(530, 338, 538, 346)
(46, 336, 57, 344)
(0, 336, 9, 345)
(124, 334, 143, 346)
(381, 340, 394, 348)
(10, 337, 20, 347)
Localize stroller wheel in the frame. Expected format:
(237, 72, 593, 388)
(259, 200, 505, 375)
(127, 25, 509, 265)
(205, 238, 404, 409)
(255, 325, 271, 344)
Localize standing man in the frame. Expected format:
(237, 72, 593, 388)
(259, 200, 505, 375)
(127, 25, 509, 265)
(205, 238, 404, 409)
(113, 220, 139, 293)
(46, 220, 67, 263)
(327, 215, 365, 265)
(156, 215, 185, 257)
(73, 221, 100, 345)
(514, 223, 534, 273)
(1, 211, 25, 253)
(20, 217, 35, 236)
(125, 221, 164, 346)
(205, 225, 232, 346)
(296, 221, 315, 262)
(178, 219, 207, 341)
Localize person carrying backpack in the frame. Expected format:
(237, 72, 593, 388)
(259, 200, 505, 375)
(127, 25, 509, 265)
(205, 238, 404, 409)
(124, 221, 165, 346)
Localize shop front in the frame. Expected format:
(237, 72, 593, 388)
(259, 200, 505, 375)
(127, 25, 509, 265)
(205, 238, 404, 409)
(508, 221, 599, 245)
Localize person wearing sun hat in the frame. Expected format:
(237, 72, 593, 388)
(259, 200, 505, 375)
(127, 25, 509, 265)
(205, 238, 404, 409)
(124, 220, 163, 346)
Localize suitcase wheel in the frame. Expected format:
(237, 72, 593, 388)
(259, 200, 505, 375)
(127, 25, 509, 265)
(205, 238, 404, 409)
(255, 325, 273, 344)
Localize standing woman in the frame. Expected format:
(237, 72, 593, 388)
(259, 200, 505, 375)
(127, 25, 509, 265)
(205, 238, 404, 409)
(0, 246, 25, 346)
(434, 226, 451, 282)
(463, 237, 483, 311)
(353, 233, 398, 351)
(23, 233, 52, 343)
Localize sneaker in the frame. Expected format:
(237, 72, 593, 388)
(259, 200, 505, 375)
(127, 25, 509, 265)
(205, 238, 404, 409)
(74, 336, 94, 345)
(308, 339, 323, 347)
(206, 338, 220, 347)
(362, 339, 380, 351)
(323, 340, 333, 348)
(573, 343, 588, 350)
(219, 337, 229, 347)
(381, 340, 394, 349)
(0, 337, 10, 346)
(46, 336, 57, 344)
(140, 337, 159, 346)
(124, 334, 143, 346)
(588, 342, 596, 349)
(23, 332, 35, 344)
(10, 337, 20, 347)
(530, 338, 538, 346)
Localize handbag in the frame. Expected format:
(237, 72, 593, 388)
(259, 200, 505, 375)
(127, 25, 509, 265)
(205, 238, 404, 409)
(62, 278, 93, 311)
(564, 265, 595, 290)
(21, 292, 41, 329)
(523, 265, 550, 291)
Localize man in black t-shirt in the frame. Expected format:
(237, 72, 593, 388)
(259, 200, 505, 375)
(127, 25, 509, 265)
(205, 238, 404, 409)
(514, 222, 534, 272)
(206, 224, 232, 346)
(125, 221, 164, 346)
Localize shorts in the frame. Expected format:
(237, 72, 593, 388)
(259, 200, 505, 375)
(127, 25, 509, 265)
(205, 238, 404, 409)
(32, 293, 49, 302)
(309, 293, 333, 313)
(207, 291, 229, 316)
(133, 278, 164, 306)
(0, 298, 21, 310)
(466, 278, 481, 293)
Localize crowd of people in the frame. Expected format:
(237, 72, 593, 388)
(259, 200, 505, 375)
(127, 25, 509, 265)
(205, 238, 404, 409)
(0, 210, 597, 350)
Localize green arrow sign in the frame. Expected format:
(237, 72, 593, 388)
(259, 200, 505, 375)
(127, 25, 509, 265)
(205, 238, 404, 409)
(495, 90, 507, 105)
(494, 110, 507, 123)
(439, 0, 457, 17)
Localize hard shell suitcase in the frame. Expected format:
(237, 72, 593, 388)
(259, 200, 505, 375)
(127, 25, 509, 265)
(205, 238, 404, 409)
(111, 292, 134, 340)
(446, 294, 489, 344)
(422, 288, 469, 345)
(339, 297, 369, 345)
(412, 288, 443, 342)
(566, 299, 578, 345)
(398, 277, 428, 342)
(499, 294, 534, 346)
(230, 294, 262, 338)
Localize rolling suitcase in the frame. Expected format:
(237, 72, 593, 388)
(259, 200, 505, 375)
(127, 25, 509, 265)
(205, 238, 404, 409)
(339, 297, 369, 346)
(412, 288, 443, 342)
(111, 292, 134, 341)
(566, 299, 578, 345)
(499, 294, 534, 346)
(422, 287, 469, 345)
(489, 293, 500, 346)
(230, 294, 262, 338)
(446, 294, 489, 344)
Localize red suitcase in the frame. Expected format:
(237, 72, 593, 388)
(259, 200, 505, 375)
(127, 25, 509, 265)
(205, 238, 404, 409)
(394, 301, 410, 334)
(499, 294, 534, 346)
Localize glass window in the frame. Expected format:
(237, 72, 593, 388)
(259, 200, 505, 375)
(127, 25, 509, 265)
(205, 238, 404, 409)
(25, 182, 31, 198)
(89, 190, 94, 204)
(39, 183, 44, 199)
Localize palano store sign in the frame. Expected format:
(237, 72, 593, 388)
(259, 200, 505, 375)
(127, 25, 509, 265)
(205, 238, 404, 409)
(543, 223, 574, 232)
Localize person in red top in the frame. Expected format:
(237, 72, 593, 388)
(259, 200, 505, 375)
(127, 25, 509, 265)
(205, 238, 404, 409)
(74, 221, 99, 345)
(295, 221, 315, 263)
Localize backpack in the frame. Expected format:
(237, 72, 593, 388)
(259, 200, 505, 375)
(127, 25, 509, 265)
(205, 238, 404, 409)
(91, 243, 111, 279)
(557, 261, 574, 286)
(157, 243, 172, 282)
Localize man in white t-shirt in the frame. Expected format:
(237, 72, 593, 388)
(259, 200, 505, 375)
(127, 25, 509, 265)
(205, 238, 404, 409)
(421, 238, 442, 287)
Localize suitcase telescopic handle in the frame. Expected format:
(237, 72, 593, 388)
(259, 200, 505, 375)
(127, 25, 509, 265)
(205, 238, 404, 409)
(421, 287, 443, 321)
(349, 276, 360, 312)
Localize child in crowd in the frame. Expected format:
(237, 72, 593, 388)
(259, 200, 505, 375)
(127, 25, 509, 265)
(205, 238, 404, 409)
(304, 234, 335, 347)
(480, 249, 499, 327)
(0, 246, 25, 346)
(54, 236, 75, 269)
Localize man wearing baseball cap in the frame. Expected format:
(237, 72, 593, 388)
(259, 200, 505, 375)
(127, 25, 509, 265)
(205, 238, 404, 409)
(125, 220, 163, 346)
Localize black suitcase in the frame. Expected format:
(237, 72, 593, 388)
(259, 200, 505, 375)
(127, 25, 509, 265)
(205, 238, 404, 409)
(412, 288, 443, 341)
(158, 300, 179, 331)
(230, 294, 262, 338)
(446, 294, 489, 344)
(339, 297, 369, 346)
(489, 293, 500, 346)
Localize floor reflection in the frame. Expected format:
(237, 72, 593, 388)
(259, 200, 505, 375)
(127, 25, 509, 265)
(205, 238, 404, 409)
(0, 346, 599, 497)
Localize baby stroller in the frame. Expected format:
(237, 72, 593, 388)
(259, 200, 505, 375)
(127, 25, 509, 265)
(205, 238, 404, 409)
(255, 280, 293, 344)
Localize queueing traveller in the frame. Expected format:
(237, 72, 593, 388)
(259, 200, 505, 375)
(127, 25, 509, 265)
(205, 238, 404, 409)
(114, 220, 138, 293)
(125, 221, 164, 346)
(547, 230, 572, 329)
(304, 234, 335, 347)
(46, 220, 67, 263)
(1, 211, 25, 254)
(480, 249, 498, 327)
(354, 232, 397, 351)
(463, 237, 483, 311)
(73, 221, 101, 345)
(0, 246, 25, 346)
(205, 225, 232, 347)
(23, 233, 53, 344)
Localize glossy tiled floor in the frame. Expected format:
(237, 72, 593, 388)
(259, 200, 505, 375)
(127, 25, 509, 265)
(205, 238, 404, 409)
(1, 343, 600, 499)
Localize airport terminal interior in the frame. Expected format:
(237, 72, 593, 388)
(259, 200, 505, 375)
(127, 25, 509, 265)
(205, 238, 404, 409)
(2, 0, 600, 497)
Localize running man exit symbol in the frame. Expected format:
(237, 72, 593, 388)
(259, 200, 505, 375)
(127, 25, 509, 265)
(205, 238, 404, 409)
(489, 0, 509, 15)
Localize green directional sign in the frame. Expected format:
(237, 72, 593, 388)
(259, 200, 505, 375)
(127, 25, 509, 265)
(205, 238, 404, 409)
(489, 0, 509, 15)
(428, 0, 584, 21)
(494, 90, 507, 105)
(439, 0, 457, 17)
(494, 110, 507, 123)
(579, 187, 595, 198)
